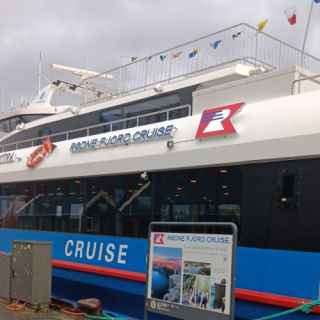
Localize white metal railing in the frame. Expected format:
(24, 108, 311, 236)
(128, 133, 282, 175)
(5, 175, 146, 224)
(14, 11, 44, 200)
(291, 74, 320, 95)
(0, 104, 190, 153)
(84, 23, 320, 102)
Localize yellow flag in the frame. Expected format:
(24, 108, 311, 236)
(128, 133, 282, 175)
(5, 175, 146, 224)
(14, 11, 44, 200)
(258, 19, 268, 32)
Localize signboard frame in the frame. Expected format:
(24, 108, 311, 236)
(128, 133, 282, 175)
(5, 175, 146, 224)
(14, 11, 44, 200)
(144, 222, 237, 320)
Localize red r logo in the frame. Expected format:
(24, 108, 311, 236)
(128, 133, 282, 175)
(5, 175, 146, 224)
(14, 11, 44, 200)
(196, 102, 244, 139)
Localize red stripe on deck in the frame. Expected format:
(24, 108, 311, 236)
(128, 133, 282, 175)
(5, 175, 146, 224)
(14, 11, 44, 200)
(52, 260, 320, 314)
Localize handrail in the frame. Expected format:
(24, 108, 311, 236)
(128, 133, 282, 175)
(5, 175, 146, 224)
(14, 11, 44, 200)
(291, 74, 320, 95)
(0, 104, 191, 153)
(86, 23, 320, 83)
(80, 23, 320, 104)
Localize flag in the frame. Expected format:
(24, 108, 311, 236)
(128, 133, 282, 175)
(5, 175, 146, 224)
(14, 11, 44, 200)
(188, 48, 199, 58)
(232, 31, 242, 40)
(145, 56, 152, 62)
(285, 7, 297, 25)
(172, 51, 182, 59)
(210, 40, 222, 49)
(257, 19, 268, 32)
(160, 54, 167, 61)
(130, 57, 138, 63)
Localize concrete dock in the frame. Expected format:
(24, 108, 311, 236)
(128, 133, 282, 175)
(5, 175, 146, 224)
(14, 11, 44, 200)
(0, 302, 73, 320)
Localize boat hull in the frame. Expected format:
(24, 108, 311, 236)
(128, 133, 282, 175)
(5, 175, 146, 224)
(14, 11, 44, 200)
(0, 228, 319, 319)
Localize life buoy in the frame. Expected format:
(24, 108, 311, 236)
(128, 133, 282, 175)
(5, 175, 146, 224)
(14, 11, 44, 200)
(26, 137, 56, 168)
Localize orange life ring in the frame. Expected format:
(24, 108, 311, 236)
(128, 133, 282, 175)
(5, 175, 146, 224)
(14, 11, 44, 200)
(27, 137, 56, 168)
(27, 146, 47, 168)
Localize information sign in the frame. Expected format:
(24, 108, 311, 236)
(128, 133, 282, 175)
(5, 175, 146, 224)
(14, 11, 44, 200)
(145, 222, 237, 320)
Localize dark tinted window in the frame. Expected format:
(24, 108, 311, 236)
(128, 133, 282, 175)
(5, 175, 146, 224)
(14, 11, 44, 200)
(2, 158, 320, 252)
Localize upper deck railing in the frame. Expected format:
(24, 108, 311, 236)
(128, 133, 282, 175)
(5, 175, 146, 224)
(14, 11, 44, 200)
(85, 23, 320, 103)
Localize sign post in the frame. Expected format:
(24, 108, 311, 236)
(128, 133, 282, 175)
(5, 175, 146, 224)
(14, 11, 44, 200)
(145, 222, 237, 320)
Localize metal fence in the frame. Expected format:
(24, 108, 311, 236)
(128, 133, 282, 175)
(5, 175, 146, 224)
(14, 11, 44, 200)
(86, 23, 320, 102)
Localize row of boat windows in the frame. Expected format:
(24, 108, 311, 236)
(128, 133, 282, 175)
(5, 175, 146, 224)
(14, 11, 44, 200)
(37, 91, 191, 139)
(0, 115, 46, 133)
(1, 88, 193, 150)
(1, 159, 319, 252)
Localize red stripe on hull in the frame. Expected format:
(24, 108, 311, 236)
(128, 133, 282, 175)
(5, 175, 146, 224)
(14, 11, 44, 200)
(53, 259, 320, 314)
(235, 288, 320, 314)
(52, 259, 146, 283)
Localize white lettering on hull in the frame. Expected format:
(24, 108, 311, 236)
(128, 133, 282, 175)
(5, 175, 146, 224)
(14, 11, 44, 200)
(64, 240, 128, 265)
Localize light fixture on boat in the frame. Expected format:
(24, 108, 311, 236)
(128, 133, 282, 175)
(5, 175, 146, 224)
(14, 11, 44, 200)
(222, 185, 228, 189)
(16, 122, 25, 130)
(167, 140, 174, 149)
(140, 171, 149, 181)
(223, 192, 230, 196)
(71, 106, 80, 115)
(190, 179, 197, 183)
(52, 80, 62, 87)
(69, 84, 77, 91)
(154, 83, 163, 93)
(177, 186, 183, 191)
(220, 169, 228, 174)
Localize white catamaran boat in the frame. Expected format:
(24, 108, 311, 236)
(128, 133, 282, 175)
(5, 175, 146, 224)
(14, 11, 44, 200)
(0, 23, 320, 319)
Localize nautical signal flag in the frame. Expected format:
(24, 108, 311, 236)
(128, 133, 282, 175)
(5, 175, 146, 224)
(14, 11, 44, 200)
(172, 51, 182, 59)
(257, 19, 268, 32)
(130, 57, 138, 63)
(210, 40, 222, 49)
(285, 7, 297, 25)
(232, 31, 242, 40)
(188, 48, 199, 58)
(160, 55, 167, 61)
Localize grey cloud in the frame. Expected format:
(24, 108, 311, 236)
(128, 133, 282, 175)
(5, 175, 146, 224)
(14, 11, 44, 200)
(0, 0, 319, 108)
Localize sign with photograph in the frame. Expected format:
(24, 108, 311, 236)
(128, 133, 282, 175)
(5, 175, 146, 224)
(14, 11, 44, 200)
(145, 222, 237, 320)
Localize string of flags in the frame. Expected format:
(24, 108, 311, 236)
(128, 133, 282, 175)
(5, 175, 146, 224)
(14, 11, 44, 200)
(258, 19, 268, 32)
(127, 1, 319, 65)
(188, 48, 199, 58)
(284, 7, 296, 26)
(258, 0, 319, 31)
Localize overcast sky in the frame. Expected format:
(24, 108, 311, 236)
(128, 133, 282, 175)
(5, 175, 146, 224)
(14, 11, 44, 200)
(0, 0, 319, 107)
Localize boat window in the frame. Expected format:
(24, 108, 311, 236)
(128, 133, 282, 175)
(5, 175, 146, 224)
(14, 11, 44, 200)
(100, 108, 123, 123)
(98, 90, 192, 131)
(124, 93, 182, 118)
(4, 159, 320, 252)
(21, 115, 47, 123)
(38, 127, 52, 137)
(0, 115, 47, 135)
(0, 120, 11, 133)
(153, 167, 241, 228)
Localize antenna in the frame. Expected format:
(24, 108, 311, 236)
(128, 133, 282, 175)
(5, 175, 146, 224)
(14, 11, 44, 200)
(51, 64, 113, 81)
(38, 51, 42, 95)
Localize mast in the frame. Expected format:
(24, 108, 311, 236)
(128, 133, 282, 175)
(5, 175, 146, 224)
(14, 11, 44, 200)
(38, 51, 42, 94)
(301, 1, 314, 67)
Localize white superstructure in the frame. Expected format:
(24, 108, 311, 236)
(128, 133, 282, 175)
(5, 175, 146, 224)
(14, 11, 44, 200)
(0, 23, 320, 183)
